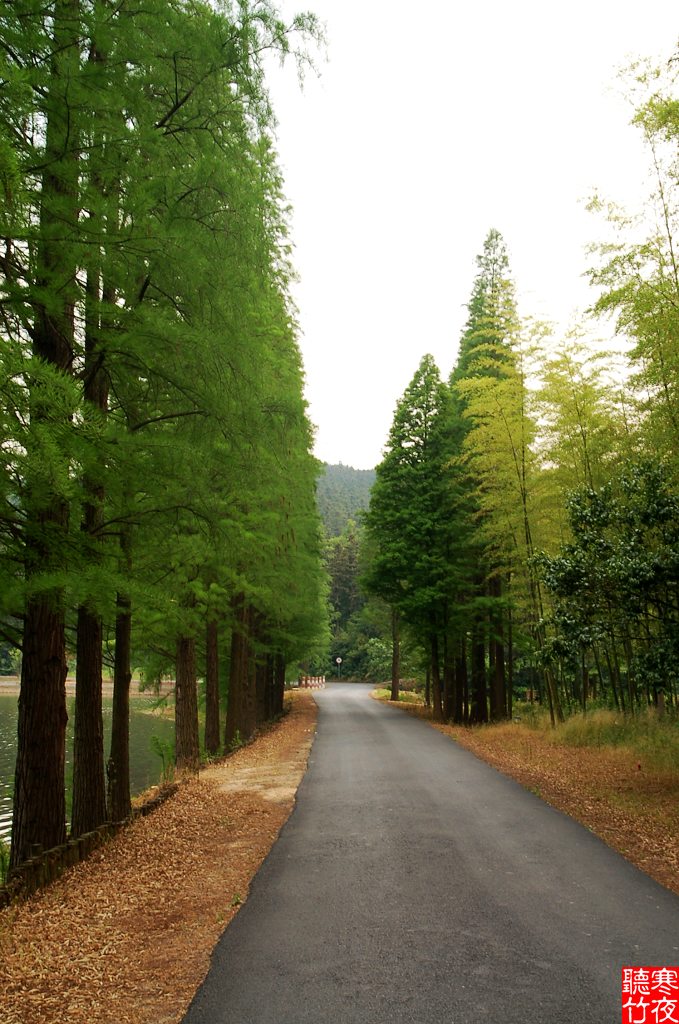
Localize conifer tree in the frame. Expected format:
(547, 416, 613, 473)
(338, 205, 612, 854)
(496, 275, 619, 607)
(2, 0, 327, 864)
(364, 355, 454, 718)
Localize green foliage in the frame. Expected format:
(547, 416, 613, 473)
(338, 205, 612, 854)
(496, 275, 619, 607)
(228, 730, 244, 753)
(359, 59, 679, 724)
(538, 460, 679, 699)
(326, 522, 363, 630)
(0, 837, 9, 885)
(588, 58, 679, 471)
(1, 0, 329, 858)
(316, 463, 376, 537)
(150, 736, 175, 784)
(363, 354, 457, 632)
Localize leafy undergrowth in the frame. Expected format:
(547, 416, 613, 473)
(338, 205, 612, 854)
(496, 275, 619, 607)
(375, 692, 679, 897)
(0, 691, 317, 1024)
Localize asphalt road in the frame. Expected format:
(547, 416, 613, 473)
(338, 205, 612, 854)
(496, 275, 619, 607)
(183, 683, 679, 1024)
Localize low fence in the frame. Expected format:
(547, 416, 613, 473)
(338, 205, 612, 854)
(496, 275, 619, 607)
(0, 782, 178, 908)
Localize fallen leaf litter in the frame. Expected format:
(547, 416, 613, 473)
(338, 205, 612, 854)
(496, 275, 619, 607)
(0, 690, 317, 1024)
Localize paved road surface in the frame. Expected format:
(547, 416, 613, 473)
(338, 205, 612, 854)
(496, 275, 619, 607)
(183, 684, 679, 1023)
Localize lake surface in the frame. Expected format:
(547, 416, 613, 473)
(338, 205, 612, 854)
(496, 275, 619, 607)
(0, 690, 175, 845)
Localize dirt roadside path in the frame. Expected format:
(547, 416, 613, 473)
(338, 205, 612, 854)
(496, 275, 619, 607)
(0, 690, 317, 1024)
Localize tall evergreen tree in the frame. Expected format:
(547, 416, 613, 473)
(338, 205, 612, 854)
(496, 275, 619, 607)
(2, 0, 327, 865)
(364, 355, 455, 718)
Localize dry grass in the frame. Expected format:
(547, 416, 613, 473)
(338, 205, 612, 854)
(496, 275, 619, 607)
(374, 693, 679, 897)
(0, 690, 317, 1024)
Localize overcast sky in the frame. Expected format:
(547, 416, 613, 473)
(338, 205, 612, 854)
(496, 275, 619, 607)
(265, 1, 678, 470)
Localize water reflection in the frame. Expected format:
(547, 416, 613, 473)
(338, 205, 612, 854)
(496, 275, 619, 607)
(0, 690, 175, 845)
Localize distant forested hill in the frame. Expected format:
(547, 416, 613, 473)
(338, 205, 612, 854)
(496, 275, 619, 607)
(317, 463, 376, 536)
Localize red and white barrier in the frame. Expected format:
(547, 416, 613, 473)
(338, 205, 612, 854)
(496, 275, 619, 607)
(298, 675, 326, 689)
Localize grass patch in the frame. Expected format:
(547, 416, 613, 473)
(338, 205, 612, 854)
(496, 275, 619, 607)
(373, 687, 424, 705)
(552, 709, 679, 772)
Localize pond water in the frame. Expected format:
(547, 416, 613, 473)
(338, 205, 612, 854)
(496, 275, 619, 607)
(0, 689, 175, 844)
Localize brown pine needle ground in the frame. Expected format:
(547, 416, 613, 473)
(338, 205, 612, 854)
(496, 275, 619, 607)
(375, 693, 679, 897)
(0, 690, 317, 1024)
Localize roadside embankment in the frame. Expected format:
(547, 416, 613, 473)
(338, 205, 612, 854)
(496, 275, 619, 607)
(0, 690, 317, 1024)
(373, 690, 679, 897)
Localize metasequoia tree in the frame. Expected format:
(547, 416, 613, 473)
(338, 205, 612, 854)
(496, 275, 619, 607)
(2, 0, 327, 867)
(8, 0, 82, 866)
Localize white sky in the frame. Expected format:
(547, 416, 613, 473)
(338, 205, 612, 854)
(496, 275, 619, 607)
(265, 1, 678, 470)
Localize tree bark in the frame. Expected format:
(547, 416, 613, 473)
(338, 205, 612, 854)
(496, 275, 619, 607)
(109, 584, 132, 821)
(255, 654, 268, 726)
(489, 576, 506, 722)
(225, 596, 246, 748)
(443, 629, 455, 721)
(11, 0, 80, 870)
(273, 653, 286, 717)
(11, 600, 69, 868)
(242, 611, 257, 741)
(390, 606, 400, 702)
(455, 637, 467, 724)
(263, 653, 275, 721)
(470, 627, 487, 724)
(204, 619, 220, 755)
(175, 635, 199, 771)
(507, 588, 514, 719)
(72, 603, 107, 835)
(430, 632, 444, 722)
(72, 245, 109, 837)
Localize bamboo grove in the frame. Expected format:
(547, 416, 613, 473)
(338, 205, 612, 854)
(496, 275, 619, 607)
(0, 0, 328, 869)
(363, 58, 679, 726)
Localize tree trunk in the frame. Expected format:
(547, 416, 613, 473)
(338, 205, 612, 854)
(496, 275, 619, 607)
(255, 655, 268, 726)
(390, 606, 400, 702)
(225, 596, 246, 748)
(430, 632, 444, 722)
(204, 619, 220, 755)
(11, 0, 80, 870)
(507, 589, 514, 719)
(455, 637, 467, 724)
(443, 630, 455, 721)
(109, 585, 132, 821)
(72, 251, 109, 837)
(263, 653, 275, 721)
(242, 613, 257, 741)
(607, 642, 625, 713)
(10, 600, 69, 868)
(489, 576, 506, 722)
(175, 635, 199, 771)
(72, 603, 107, 835)
(470, 627, 487, 724)
(273, 653, 286, 717)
